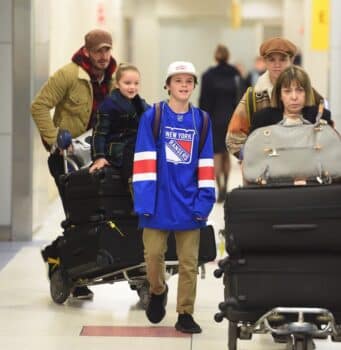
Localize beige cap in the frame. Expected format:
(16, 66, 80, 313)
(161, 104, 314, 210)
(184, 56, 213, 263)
(260, 37, 297, 58)
(84, 29, 112, 51)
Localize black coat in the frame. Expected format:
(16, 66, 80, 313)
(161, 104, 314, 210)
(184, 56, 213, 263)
(92, 89, 150, 164)
(250, 106, 332, 134)
(199, 62, 241, 152)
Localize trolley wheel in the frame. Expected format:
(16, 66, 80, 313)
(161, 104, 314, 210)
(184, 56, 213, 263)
(292, 336, 315, 350)
(136, 281, 150, 310)
(228, 321, 238, 350)
(50, 268, 72, 304)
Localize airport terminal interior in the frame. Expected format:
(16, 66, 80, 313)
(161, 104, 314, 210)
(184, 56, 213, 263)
(1, 0, 341, 349)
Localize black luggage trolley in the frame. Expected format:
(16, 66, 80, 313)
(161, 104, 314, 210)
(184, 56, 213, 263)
(214, 185, 341, 350)
(43, 130, 216, 308)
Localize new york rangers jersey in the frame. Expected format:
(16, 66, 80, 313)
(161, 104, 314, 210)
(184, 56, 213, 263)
(133, 102, 215, 230)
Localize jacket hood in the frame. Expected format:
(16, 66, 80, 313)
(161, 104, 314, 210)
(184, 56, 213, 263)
(109, 89, 150, 116)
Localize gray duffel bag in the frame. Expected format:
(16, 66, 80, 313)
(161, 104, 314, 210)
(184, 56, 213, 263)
(242, 115, 341, 185)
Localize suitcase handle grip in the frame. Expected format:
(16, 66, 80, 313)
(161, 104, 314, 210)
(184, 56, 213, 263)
(273, 224, 317, 232)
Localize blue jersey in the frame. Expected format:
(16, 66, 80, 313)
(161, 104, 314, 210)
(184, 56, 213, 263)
(132, 102, 215, 230)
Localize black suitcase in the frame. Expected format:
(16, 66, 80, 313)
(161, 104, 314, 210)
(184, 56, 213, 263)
(167, 225, 216, 263)
(60, 167, 135, 224)
(59, 218, 144, 278)
(226, 185, 341, 255)
(53, 220, 216, 279)
(223, 253, 341, 323)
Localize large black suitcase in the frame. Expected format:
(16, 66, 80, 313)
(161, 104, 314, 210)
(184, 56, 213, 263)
(60, 167, 135, 224)
(51, 221, 216, 279)
(223, 254, 341, 323)
(226, 185, 341, 255)
(58, 218, 144, 278)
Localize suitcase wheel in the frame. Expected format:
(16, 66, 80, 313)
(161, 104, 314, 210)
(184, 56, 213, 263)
(50, 268, 72, 304)
(291, 336, 315, 350)
(331, 326, 341, 342)
(60, 219, 71, 230)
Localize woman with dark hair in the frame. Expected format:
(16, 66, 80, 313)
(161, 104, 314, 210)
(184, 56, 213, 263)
(250, 65, 332, 132)
(199, 44, 241, 202)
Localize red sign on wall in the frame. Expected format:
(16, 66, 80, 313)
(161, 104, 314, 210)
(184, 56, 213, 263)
(96, 2, 106, 25)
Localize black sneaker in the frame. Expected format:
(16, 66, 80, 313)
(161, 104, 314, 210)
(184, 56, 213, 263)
(175, 313, 202, 334)
(146, 284, 168, 324)
(71, 286, 94, 300)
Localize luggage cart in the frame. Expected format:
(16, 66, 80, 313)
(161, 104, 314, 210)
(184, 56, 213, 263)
(46, 130, 214, 308)
(214, 255, 341, 350)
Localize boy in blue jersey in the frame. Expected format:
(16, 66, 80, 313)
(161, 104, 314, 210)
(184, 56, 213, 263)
(132, 61, 215, 333)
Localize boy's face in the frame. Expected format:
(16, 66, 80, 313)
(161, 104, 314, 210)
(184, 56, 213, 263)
(264, 52, 292, 83)
(167, 74, 195, 102)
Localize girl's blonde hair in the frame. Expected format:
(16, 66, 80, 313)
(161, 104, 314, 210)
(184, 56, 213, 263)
(271, 65, 315, 108)
(114, 63, 140, 86)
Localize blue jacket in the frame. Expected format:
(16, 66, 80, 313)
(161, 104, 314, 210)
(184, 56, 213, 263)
(132, 102, 216, 230)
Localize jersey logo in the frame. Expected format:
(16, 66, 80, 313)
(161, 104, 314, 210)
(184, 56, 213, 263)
(164, 127, 195, 164)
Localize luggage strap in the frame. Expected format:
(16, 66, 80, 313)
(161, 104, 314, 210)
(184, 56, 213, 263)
(153, 102, 209, 153)
(245, 86, 256, 124)
(47, 257, 60, 274)
(107, 221, 125, 236)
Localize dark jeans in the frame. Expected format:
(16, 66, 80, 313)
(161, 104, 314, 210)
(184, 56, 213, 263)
(48, 152, 66, 213)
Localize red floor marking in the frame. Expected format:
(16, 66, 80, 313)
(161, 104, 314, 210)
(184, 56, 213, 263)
(80, 326, 191, 338)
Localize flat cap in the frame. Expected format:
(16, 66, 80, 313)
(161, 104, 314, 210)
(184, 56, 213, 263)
(84, 29, 112, 51)
(260, 37, 297, 58)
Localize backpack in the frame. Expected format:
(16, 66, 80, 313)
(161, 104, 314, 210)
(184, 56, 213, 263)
(152, 102, 209, 153)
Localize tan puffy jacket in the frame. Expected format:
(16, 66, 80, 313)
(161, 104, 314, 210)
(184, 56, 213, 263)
(31, 62, 114, 148)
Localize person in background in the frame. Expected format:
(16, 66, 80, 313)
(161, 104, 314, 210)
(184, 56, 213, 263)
(226, 37, 323, 158)
(199, 45, 241, 202)
(31, 29, 117, 300)
(245, 56, 266, 88)
(89, 63, 149, 188)
(133, 61, 215, 333)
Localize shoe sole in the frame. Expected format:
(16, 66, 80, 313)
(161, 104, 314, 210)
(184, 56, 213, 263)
(175, 324, 202, 334)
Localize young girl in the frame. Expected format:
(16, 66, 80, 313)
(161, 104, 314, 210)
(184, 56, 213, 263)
(132, 61, 215, 333)
(89, 63, 149, 179)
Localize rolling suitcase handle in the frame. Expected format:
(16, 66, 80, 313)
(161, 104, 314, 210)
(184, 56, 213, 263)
(57, 129, 73, 174)
(273, 224, 317, 231)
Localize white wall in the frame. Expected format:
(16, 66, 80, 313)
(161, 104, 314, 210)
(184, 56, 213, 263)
(32, 0, 52, 232)
(49, 0, 124, 74)
(159, 18, 258, 104)
(0, 0, 12, 228)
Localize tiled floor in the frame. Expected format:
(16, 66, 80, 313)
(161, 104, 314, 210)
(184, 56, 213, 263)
(0, 157, 339, 349)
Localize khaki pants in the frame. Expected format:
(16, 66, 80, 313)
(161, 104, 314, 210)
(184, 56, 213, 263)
(143, 227, 200, 314)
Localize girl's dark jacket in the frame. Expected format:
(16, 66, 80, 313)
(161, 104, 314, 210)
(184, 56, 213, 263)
(250, 105, 332, 134)
(92, 89, 150, 166)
